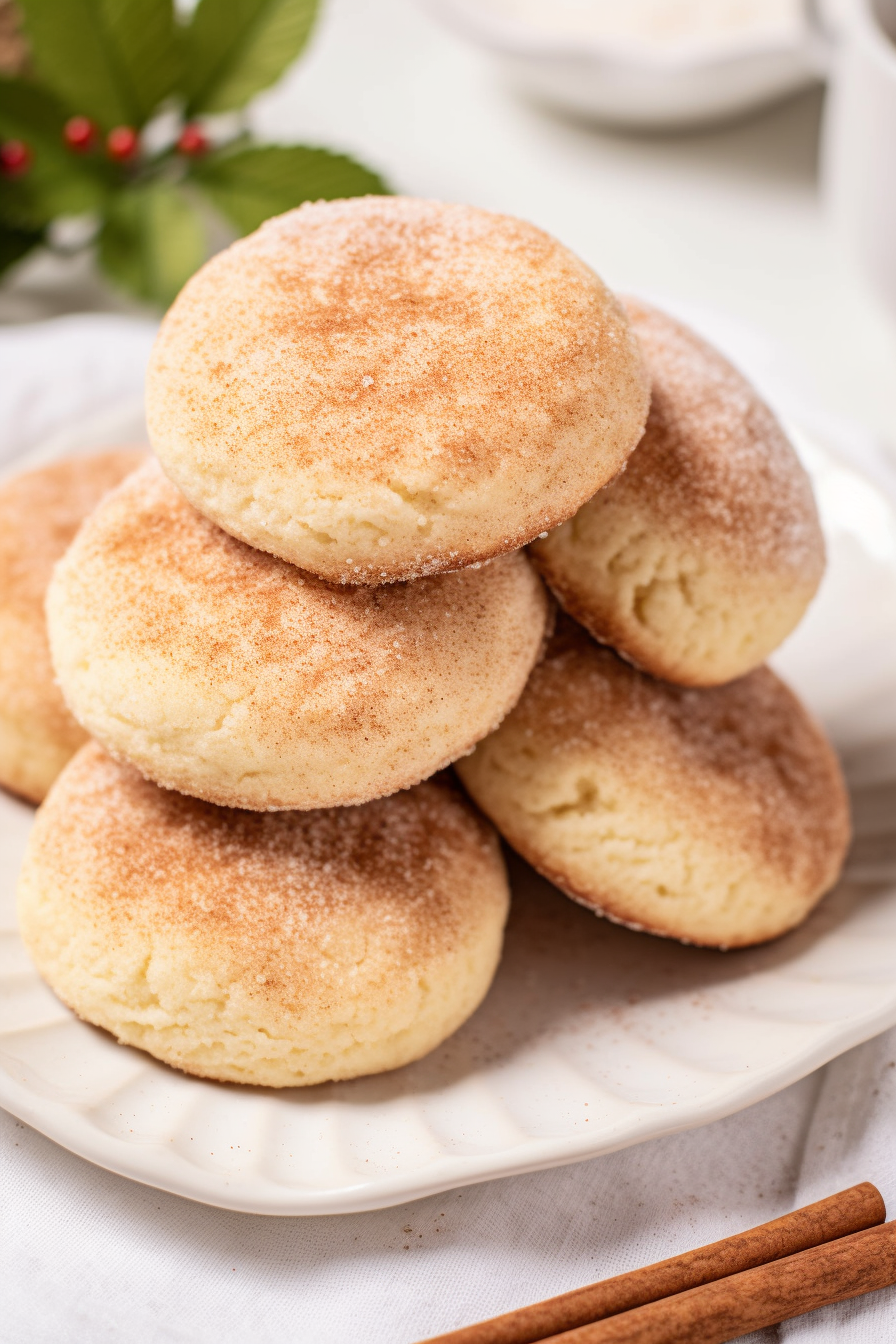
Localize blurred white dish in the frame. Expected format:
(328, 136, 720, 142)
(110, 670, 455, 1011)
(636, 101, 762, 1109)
(4, 409, 896, 1210)
(0, 314, 154, 472)
(822, 0, 896, 323)
(419, 0, 824, 127)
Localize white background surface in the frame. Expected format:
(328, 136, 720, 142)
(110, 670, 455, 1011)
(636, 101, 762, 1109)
(271, 0, 896, 448)
(3, 0, 896, 1339)
(8, 0, 893, 445)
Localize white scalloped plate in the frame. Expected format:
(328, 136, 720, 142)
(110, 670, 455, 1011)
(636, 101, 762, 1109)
(3, 422, 896, 1214)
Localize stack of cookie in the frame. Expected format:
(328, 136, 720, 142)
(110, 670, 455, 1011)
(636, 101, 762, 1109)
(460, 297, 850, 949)
(7, 197, 849, 1089)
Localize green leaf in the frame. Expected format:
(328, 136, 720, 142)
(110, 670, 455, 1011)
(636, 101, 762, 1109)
(0, 76, 65, 139)
(0, 221, 41, 276)
(190, 143, 388, 234)
(15, 0, 180, 129)
(185, 0, 319, 115)
(98, 181, 206, 306)
(0, 78, 109, 228)
(97, 0, 182, 124)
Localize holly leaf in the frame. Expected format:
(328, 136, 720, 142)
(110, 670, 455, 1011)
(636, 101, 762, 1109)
(15, 0, 180, 129)
(0, 78, 109, 227)
(0, 75, 63, 138)
(190, 143, 387, 234)
(0, 221, 41, 275)
(96, 0, 182, 125)
(184, 0, 318, 115)
(98, 181, 206, 306)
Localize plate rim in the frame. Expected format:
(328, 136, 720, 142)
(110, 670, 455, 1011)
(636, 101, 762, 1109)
(2, 338, 896, 1214)
(4, 990, 896, 1214)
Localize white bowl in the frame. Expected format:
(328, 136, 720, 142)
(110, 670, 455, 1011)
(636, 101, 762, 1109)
(420, 0, 825, 128)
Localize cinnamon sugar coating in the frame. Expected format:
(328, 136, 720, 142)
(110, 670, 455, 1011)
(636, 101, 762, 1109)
(18, 744, 509, 1086)
(529, 298, 825, 686)
(456, 620, 850, 948)
(46, 460, 550, 810)
(0, 448, 146, 802)
(146, 196, 649, 583)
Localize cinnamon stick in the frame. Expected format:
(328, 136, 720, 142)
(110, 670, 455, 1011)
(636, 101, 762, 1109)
(421, 1183, 884, 1344)
(539, 1220, 896, 1343)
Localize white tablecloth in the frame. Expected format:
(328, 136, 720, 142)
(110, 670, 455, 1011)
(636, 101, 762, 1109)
(4, 1041, 896, 1343)
(1, 296, 896, 1341)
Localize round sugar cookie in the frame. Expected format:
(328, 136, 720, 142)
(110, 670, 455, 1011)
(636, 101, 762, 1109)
(0, 448, 146, 802)
(47, 460, 551, 811)
(146, 196, 650, 583)
(456, 620, 850, 949)
(529, 298, 825, 686)
(18, 743, 510, 1087)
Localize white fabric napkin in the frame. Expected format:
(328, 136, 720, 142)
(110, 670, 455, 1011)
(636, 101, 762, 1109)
(1, 313, 895, 1344)
(4, 1049, 896, 1343)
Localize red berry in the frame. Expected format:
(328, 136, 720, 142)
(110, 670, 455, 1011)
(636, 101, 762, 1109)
(64, 116, 96, 152)
(177, 124, 208, 157)
(0, 140, 31, 177)
(107, 125, 138, 161)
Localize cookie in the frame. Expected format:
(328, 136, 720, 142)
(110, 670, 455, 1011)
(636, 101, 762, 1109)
(18, 744, 509, 1086)
(146, 196, 649, 583)
(47, 461, 550, 810)
(529, 299, 825, 686)
(0, 448, 146, 802)
(456, 621, 850, 948)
